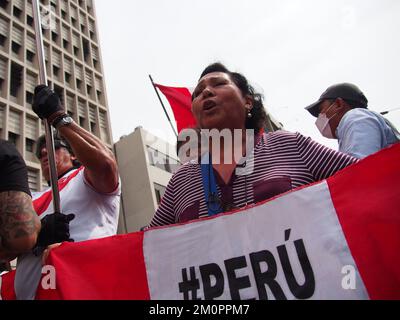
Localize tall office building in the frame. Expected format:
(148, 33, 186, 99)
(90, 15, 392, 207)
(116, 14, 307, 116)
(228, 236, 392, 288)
(0, 0, 112, 192)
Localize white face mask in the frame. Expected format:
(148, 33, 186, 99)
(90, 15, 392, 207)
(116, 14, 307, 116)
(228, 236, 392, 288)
(315, 102, 337, 139)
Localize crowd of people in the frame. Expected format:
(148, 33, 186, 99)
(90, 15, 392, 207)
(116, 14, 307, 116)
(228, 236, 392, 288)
(1, 62, 399, 299)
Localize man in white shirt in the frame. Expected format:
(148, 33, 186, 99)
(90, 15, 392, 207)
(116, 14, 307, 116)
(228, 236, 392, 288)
(15, 85, 121, 300)
(305, 83, 399, 159)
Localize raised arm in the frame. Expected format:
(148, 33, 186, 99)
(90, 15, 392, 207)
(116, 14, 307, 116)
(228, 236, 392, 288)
(57, 122, 119, 193)
(33, 85, 119, 194)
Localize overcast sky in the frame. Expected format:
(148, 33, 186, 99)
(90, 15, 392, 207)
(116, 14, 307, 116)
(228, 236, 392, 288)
(94, 0, 400, 149)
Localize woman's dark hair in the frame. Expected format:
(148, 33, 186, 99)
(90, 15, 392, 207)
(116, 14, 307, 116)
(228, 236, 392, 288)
(196, 62, 268, 133)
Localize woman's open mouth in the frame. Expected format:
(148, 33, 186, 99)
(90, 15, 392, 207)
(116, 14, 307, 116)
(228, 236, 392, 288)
(203, 100, 217, 111)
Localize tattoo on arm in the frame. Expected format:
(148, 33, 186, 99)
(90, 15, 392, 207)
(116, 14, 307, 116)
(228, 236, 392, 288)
(0, 191, 39, 252)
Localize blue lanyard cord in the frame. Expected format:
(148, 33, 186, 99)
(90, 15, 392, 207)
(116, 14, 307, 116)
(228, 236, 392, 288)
(200, 153, 222, 216)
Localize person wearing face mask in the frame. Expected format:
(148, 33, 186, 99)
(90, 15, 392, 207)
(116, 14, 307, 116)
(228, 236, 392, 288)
(305, 83, 400, 159)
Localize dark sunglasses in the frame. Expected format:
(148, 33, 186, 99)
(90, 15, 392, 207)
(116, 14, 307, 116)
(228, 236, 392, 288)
(36, 141, 69, 159)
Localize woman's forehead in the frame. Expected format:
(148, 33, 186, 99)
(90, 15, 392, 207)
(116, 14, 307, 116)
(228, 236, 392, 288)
(197, 72, 231, 85)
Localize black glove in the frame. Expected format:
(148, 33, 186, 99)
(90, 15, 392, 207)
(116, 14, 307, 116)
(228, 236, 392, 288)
(33, 212, 75, 256)
(32, 85, 63, 120)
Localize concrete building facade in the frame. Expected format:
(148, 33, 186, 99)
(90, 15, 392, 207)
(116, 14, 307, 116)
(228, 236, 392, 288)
(114, 126, 180, 233)
(0, 0, 112, 192)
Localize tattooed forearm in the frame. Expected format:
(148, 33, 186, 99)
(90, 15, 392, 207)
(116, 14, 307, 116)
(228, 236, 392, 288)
(0, 191, 40, 259)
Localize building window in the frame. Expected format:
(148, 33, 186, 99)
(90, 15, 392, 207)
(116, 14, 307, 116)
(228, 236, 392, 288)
(147, 146, 179, 173)
(26, 91, 34, 105)
(79, 116, 86, 128)
(10, 63, 22, 98)
(0, 34, 6, 47)
(26, 15, 34, 27)
(0, 0, 8, 9)
(90, 121, 96, 133)
(51, 31, 58, 42)
(154, 183, 166, 205)
(27, 169, 39, 192)
(65, 72, 71, 83)
(53, 85, 64, 105)
(53, 65, 60, 77)
(8, 132, 19, 146)
(66, 94, 75, 118)
(11, 42, 21, 55)
(26, 50, 35, 62)
(13, 6, 22, 18)
(63, 39, 69, 49)
(82, 39, 90, 62)
(25, 138, 35, 153)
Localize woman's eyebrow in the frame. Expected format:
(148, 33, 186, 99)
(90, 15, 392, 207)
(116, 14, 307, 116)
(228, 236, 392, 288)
(193, 83, 204, 94)
(197, 76, 226, 88)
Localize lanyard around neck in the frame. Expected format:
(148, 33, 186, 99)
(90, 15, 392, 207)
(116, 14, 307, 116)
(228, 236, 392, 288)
(200, 153, 222, 216)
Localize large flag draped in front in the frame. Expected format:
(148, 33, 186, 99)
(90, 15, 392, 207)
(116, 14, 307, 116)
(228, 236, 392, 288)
(1, 144, 400, 300)
(154, 84, 197, 133)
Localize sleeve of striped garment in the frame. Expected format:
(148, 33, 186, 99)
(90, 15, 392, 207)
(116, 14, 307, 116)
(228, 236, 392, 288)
(147, 173, 177, 228)
(295, 132, 358, 182)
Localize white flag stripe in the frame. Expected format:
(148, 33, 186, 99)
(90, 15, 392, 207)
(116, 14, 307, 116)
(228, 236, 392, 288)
(144, 181, 369, 300)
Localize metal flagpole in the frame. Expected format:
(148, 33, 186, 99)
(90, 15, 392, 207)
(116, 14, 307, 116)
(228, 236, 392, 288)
(380, 107, 400, 115)
(148, 75, 178, 138)
(32, 0, 61, 213)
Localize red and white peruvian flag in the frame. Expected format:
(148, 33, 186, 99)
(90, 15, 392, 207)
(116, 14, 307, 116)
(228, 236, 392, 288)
(0, 270, 16, 300)
(154, 83, 197, 133)
(1, 144, 399, 300)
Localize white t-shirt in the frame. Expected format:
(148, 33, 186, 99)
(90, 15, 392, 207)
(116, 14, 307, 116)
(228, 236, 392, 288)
(15, 167, 121, 300)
